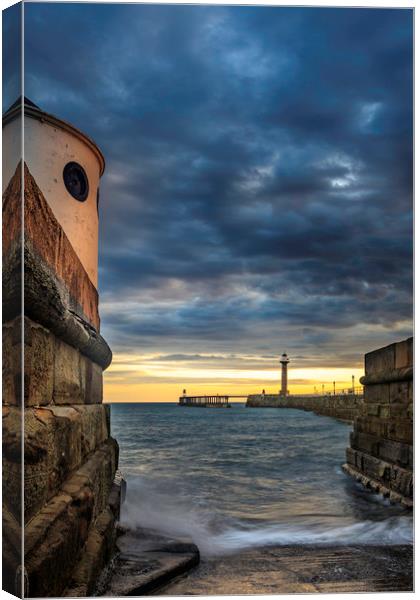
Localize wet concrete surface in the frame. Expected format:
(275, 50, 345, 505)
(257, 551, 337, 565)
(157, 544, 413, 595)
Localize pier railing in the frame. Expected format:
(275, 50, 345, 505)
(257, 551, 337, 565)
(291, 386, 364, 398)
(179, 395, 247, 407)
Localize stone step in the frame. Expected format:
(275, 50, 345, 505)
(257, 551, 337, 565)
(102, 529, 200, 597)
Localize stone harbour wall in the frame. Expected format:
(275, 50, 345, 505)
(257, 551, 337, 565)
(246, 393, 362, 422)
(342, 337, 413, 507)
(2, 165, 122, 597)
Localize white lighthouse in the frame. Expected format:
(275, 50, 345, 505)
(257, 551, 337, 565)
(2, 97, 105, 287)
(279, 353, 290, 396)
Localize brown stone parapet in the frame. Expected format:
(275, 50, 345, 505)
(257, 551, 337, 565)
(365, 338, 412, 374)
(360, 366, 413, 386)
(343, 337, 413, 506)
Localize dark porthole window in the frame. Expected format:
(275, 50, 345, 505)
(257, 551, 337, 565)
(63, 162, 89, 202)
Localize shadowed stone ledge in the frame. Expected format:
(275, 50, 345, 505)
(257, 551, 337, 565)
(24, 438, 118, 597)
(101, 529, 200, 597)
(3, 245, 112, 370)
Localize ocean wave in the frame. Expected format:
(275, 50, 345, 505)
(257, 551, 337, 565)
(121, 477, 413, 556)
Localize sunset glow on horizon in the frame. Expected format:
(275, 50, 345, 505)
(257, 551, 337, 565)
(103, 351, 365, 402)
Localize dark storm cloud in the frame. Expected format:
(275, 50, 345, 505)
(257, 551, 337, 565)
(3, 3, 21, 112)
(21, 4, 413, 363)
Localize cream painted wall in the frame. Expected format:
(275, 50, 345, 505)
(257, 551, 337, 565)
(3, 114, 102, 287)
(2, 115, 21, 193)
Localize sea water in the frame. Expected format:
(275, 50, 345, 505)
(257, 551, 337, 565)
(110, 403, 412, 556)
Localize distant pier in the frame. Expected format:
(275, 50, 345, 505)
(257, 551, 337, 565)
(179, 395, 247, 408)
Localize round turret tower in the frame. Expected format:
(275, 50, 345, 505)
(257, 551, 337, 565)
(3, 97, 105, 287)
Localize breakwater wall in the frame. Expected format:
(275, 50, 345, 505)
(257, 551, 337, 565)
(246, 393, 362, 422)
(343, 337, 413, 507)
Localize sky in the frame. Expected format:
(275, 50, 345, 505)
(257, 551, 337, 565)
(4, 3, 413, 401)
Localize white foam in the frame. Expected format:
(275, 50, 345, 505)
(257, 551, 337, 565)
(121, 477, 413, 557)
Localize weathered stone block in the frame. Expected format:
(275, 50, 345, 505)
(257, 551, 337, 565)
(83, 358, 103, 404)
(379, 405, 390, 419)
(389, 381, 411, 405)
(2, 405, 111, 522)
(395, 338, 413, 369)
(25, 438, 119, 597)
(23, 317, 104, 407)
(354, 416, 388, 439)
(364, 383, 390, 404)
(407, 403, 413, 420)
(365, 343, 395, 375)
(25, 489, 94, 597)
(2, 407, 22, 521)
(377, 439, 410, 468)
(389, 403, 411, 419)
(25, 321, 55, 406)
(73, 405, 110, 456)
(350, 431, 380, 456)
(2, 317, 22, 406)
(361, 452, 390, 483)
(345, 447, 357, 467)
(408, 381, 413, 403)
(53, 338, 84, 404)
(387, 419, 413, 444)
(388, 465, 413, 498)
(64, 507, 116, 597)
(365, 404, 380, 417)
(348, 448, 364, 471)
(62, 438, 118, 521)
(408, 446, 413, 470)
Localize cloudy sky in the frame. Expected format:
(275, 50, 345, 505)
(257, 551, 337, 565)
(5, 3, 413, 401)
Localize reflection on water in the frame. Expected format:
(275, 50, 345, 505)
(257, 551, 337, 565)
(111, 403, 412, 556)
